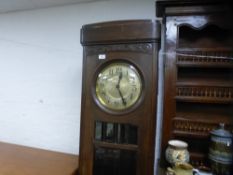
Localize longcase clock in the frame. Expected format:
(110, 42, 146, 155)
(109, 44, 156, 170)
(78, 20, 160, 175)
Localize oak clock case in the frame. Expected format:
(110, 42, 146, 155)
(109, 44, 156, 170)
(79, 20, 160, 175)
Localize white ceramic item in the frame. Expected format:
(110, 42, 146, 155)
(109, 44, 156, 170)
(165, 140, 190, 165)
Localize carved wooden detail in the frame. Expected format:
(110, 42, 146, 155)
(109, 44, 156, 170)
(173, 118, 233, 137)
(176, 50, 233, 67)
(85, 43, 153, 55)
(173, 118, 218, 137)
(176, 86, 233, 103)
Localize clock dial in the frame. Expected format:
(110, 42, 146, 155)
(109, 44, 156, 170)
(96, 62, 142, 111)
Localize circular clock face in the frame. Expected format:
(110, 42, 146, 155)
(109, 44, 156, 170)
(96, 62, 142, 111)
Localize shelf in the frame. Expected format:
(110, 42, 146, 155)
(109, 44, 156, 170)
(176, 48, 233, 52)
(93, 141, 138, 151)
(172, 118, 214, 139)
(172, 117, 233, 139)
(175, 85, 233, 103)
(177, 68, 233, 88)
(177, 62, 233, 68)
(175, 110, 233, 123)
(173, 130, 209, 139)
(176, 80, 233, 87)
(176, 48, 233, 68)
(175, 96, 233, 104)
(189, 152, 208, 167)
(190, 152, 206, 159)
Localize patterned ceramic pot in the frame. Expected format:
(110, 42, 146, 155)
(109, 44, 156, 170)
(165, 140, 190, 165)
(209, 123, 233, 175)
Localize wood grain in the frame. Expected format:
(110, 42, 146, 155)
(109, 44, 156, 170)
(0, 141, 79, 175)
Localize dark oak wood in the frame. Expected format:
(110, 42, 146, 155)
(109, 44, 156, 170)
(156, 0, 233, 168)
(81, 20, 160, 45)
(79, 20, 160, 175)
(156, 0, 232, 17)
(0, 141, 79, 175)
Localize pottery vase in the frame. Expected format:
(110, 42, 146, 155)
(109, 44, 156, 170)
(165, 140, 190, 165)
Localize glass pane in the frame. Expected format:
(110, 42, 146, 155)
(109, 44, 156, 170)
(93, 147, 137, 175)
(95, 121, 138, 144)
(105, 123, 115, 142)
(120, 124, 138, 144)
(95, 121, 102, 141)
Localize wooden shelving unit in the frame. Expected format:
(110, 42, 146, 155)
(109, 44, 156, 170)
(156, 0, 233, 168)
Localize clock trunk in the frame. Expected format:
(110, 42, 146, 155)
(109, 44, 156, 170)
(79, 20, 161, 175)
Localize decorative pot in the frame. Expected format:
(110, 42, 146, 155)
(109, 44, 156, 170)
(165, 140, 190, 165)
(209, 123, 233, 175)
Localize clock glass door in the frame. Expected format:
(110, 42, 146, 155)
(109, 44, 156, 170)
(93, 147, 137, 175)
(93, 121, 138, 175)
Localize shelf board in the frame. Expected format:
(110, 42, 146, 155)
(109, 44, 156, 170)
(172, 117, 233, 140)
(189, 152, 207, 162)
(176, 80, 233, 87)
(175, 96, 233, 104)
(189, 152, 209, 168)
(176, 47, 233, 52)
(190, 152, 207, 159)
(173, 130, 209, 139)
(175, 114, 232, 124)
(172, 117, 233, 139)
(93, 141, 138, 151)
(176, 47, 233, 68)
(177, 62, 233, 68)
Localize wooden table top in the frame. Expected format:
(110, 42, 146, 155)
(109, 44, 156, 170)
(0, 141, 79, 175)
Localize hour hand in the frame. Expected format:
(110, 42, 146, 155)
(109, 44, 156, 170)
(118, 88, 126, 106)
(116, 72, 122, 89)
(116, 72, 126, 106)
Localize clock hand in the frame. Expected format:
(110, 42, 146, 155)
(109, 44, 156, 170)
(116, 72, 126, 106)
(116, 72, 122, 89)
(117, 88, 127, 106)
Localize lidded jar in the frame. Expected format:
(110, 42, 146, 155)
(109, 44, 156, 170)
(209, 123, 233, 175)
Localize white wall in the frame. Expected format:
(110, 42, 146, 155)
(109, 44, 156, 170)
(0, 0, 157, 155)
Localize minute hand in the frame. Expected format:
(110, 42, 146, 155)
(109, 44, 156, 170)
(116, 72, 127, 106)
